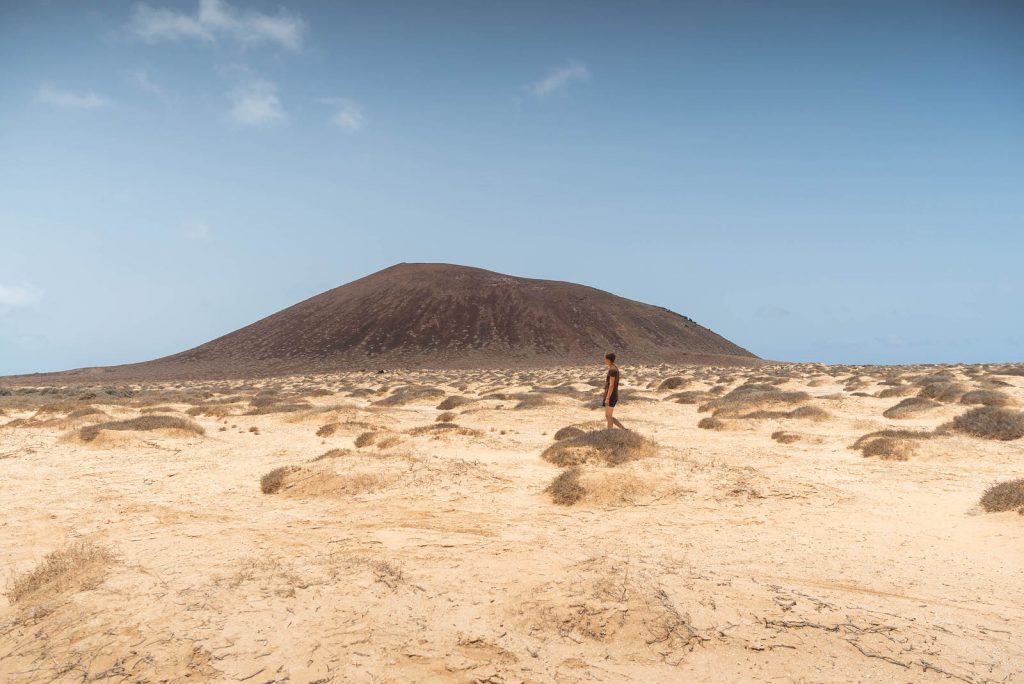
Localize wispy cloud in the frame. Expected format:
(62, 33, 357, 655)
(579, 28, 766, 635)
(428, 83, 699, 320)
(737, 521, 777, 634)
(0, 282, 44, 308)
(127, 0, 305, 50)
(126, 68, 168, 100)
(180, 219, 213, 241)
(227, 79, 286, 126)
(318, 98, 365, 132)
(36, 83, 110, 110)
(531, 60, 590, 97)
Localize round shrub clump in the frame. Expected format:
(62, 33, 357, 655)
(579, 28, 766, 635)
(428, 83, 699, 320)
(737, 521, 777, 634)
(951, 407, 1024, 441)
(979, 479, 1024, 513)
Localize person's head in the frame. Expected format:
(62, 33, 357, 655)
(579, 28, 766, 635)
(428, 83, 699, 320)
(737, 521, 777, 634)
(604, 352, 616, 366)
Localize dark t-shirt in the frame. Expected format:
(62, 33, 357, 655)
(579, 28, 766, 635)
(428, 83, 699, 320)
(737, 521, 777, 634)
(605, 365, 620, 402)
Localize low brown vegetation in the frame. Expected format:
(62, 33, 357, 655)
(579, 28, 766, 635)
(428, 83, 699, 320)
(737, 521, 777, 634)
(311, 448, 350, 462)
(657, 376, 687, 391)
(437, 395, 473, 411)
(960, 390, 1012, 407)
(553, 425, 586, 441)
(6, 541, 116, 604)
(78, 415, 204, 442)
(546, 467, 585, 505)
(541, 429, 657, 466)
(861, 437, 916, 461)
(374, 385, 445, 407)
(951, 407, 1024, 441)
(316, 422, 339, 437)
(699, 386, 811, 417)
(665, 391, 708, 404)
(883, 397, 942, 419)
(260, 465, 300, 494)
(354, 431, 377, 448)
(979, 479, 1024, 513)
(918, 382, 968, 403)
(771, 431, 800, 444)
(436, 411, 456, 422)
(698, 416, 726, 430)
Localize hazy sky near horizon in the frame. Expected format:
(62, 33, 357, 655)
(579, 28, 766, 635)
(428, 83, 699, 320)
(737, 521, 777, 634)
(2, 0, 1022, 375)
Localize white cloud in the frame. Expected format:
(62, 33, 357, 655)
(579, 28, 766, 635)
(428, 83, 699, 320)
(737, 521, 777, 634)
(228, 79, 286, 126)
(36, 83, 110, 110)
(0, 282, 44, 308)
(180, 220, 213, 241)
(127, 0, 304, 50)
(318, 98, 365, 132)
(531, 60, 590, 97)
(126, 68, 167, 99)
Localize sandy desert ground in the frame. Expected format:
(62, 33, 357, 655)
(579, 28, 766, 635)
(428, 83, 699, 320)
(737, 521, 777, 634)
(2, 363, 1023, 682)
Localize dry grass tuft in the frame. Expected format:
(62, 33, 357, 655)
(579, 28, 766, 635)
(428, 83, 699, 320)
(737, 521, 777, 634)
(260, 465, 300, 494)
(918, 382, 968, 403)
(316, 422, 339, 437)
(771, 431, 800, 444)
(78, 415, 204, 442)
(699, 386, 811, 417)
(437, 395, 473, 410)
(373, 385, 445, 407)
(951, 407, 1024, 441)
(861, 437, 916, 461)
(877, 385, 916, 398)
(546, 467, 586, 505)
(553, 425, 586, 441)
(376, 435, 401, 449)
(436, 411, 457, 422)
(657, 376, 687, 391)
(354, 431, 377, 448)
(882, 397, 942, 419)
(979, 479, 1024, 513)
(541, 429, 657, 466)
(698, 416, 727, 430)
(311, 448, 350, 462)
(665, 390, 708, 405)
(960, 390, 1012, 407)
(6, 541, 116, 604)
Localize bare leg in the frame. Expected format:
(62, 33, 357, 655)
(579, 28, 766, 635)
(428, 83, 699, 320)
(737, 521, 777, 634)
(605, 406, 626, 430)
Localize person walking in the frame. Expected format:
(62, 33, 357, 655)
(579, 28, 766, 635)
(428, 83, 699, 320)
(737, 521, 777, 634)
(602, 352, 625, 429)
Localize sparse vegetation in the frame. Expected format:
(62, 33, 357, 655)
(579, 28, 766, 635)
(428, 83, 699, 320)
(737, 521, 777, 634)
(657, 376, 687, 391)
(546, 467, 585, 505)
(437, 395, 473, 410)
(373, 385, 445, 407)
(436, 411, 456, 422)
(979, 479, 1024, 513)
(553, 425, 586, 441)
(771, 431, 800, 444)
(699, 386, 811, 417)
(960, 390, 1012, 407)
(6, 541, 116, 604)
(78, 415, 204, 442)
(697, 416, 726, 430)
(260, 465, 299, 494)
(354, 431, 377, 448)
(316, 422, 339, 437)
(541, 429, 657, 466)
(951, 407, 1024, 441)
(918, 382, 968, 403)
(882, 397, 942, 419)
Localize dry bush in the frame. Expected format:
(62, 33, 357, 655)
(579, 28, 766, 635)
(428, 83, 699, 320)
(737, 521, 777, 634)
(311, 448, 350, 462)
(665, 391, 708, 405)
(697, 416, 726, 430)
(513, 393, 548, 410)
(407, 422, 479, 437)
(877, 385, 915, 398)
(882, 397, 942, 419)
(67, 407, 105, 419)
(316, 422, 339, 437)
(376, 435, 401, 449)
(951, 407, 1024, 441)
(436, 411, 456, 422)
(306, 388, 334, 398)
(787, 405, 831, 421)
(546, 467, 585, 505)
(699, 386, 810, 417)
(260, 465, 299, 494)
(373, 385, 445, 407)
(657, 376, 687, 391)
(78, 415, 204, 442)
(918, 382, 968, 403)
(960, 390, 1012, 407)
(437, 395, 473, 411)
(6, 541, 116, 604)
(247, 401, 311, 415)
(553, 425, 586, 441)
(541, 429, 657, 466)
(861, 437, 916, 460)
(354, 431, 377, 448)
(992, 367, 1024, 377)
(370, 560, 405, 590)
(771, 431, 800, 444)
(979, 479, 1024, 513)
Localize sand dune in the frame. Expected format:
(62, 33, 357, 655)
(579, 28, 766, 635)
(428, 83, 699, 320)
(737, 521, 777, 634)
(2, 362, 1023, 681)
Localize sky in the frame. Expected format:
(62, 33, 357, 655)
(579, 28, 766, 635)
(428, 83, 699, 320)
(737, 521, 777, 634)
(1, 0, 1022, 375)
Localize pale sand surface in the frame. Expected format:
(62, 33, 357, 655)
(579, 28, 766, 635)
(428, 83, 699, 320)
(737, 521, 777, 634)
(1, 364, 1022, 682)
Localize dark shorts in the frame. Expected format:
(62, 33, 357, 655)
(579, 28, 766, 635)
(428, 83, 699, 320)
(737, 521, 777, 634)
(603, 397, 618, 408)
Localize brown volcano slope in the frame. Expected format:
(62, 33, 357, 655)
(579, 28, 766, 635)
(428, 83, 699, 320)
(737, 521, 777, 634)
(7, 263, 758, 382)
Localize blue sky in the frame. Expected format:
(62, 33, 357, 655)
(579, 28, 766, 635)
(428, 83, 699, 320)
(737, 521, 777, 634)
(1, 0, 1022, 375)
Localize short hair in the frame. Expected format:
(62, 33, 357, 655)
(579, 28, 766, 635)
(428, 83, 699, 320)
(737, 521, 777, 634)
(605, 352, 616, 362)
